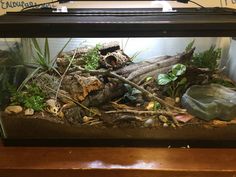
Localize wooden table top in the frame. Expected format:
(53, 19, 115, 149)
(0, 141, 236, 177)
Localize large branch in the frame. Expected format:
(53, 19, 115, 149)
(75, 66, 186, 113)
(116, 48, 195, 83)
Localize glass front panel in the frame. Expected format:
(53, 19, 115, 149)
(1, 37, 236, 141)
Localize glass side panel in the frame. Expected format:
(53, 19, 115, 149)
(0, 37, 236, 141)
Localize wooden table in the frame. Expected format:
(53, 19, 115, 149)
(0, 141, 236, 177)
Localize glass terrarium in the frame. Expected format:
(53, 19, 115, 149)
(1, 6, 236, 146)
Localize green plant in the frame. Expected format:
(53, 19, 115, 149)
(156, 64, 188, 98)
(123, 84, 142, 102)
(84, 44, 101, 70)
(10, 84, 45, 111)
(0, 43, 27, 108)
(185, 41, 222, 70)
(192, 45, 221, 70)
(185, 40, 195, 53)
(18, 38, 71, 91)
(211, 78, 236, 88)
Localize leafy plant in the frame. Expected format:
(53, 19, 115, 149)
(157, 64, 186, 86)
(123, 84, 142, 102)
(10, 84, 45, 111)
(211, 78, 236, 88)
(185, 40, 195, 53)
(156, 64, 188, 98)
(18, 38, 71, 91)
(0, 43, 27, 108)
(84, 44, 101, 70)
(191, 45, 221, 70)
(185, 41, 222, 70)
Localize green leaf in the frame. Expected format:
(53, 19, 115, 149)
(44, 38, 50, 65)
(51, 38, 72, 66)
(178, 77, 187, 86)
(157, 74, 171, 85)
(185, 40, 195, 52)
(168, 73, 178, 81)
(145, 76, 152, 82)
(31, 38, 42, 54)
(191, 45, 221, 70)
(131, 88, 142, 95)
(153, 101, 161, 111)
(172, 64, 186, 76)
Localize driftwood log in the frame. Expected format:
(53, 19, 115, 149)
(115, 48, 195, 84)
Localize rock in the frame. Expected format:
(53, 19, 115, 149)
(24, 108, 34, 116)
(144, 118, 154, 128)
(182, 84, 236, 121)
(175, 97, 180, 103)
(83, 116, 93, 123)
(163, 123, 169, 127)
(4, 105, 23, 114)
(64, 106, 83, 125)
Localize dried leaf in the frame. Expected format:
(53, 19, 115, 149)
(175, 114, 193, 123)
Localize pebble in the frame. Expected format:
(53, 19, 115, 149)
(83, 116, 93, 123)
(144, 118, 154, 127)
(24, 108, 34, 116)
(4, 105, 23, 114)
(163, 123, 169, 127)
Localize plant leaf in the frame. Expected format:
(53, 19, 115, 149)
(185, 40, 195, 52)
(157, 74, 171, 85)
(178, 77, 187, 86)
(31, 38, 42, 54)
(145, 76, 152, 82)
(172, 64, 186, 76)
(17, 67, 40, 91)
(168, 73, 178, 81)
(44, 38, 50, 65)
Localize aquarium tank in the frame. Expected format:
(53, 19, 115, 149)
(1, 3, 236, 145)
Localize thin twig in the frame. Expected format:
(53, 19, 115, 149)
(55, 50, 77, 101)
(105, 110, 173, 116)
(106, 109, 180, 126)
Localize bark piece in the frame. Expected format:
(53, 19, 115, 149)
(62, 73, 104, 102)
(100, 50, 130, 70)
(99, 41, 120, 55)
(56, 47, 89, 73)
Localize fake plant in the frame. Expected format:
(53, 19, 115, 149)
(0, 43, 27, 108)
(156, 63, 188, 98)
(9, 84, 46, 111)
(84, 44, 101, 70)
(186, 40, 221, 70)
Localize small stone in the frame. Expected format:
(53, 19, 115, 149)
(83, 116, 92, 123)
(175, 97, 180, 103)
(163, 123, 169, 127)
(24, 108, 34, 116)
(5, 105, 23, 114)
(144, 118, 154, 128)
